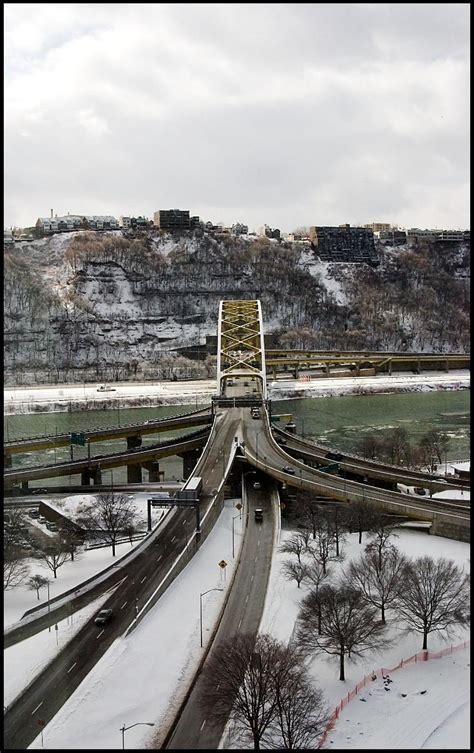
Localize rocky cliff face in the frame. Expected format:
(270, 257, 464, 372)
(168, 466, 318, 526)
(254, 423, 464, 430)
(4, 229, 470, 384)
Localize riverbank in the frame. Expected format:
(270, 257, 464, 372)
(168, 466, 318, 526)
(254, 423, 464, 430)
(3, 370, 470, 416)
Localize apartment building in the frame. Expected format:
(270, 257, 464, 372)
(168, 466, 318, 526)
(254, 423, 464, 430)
(153, 209, 191, 231)
(310, 224, 378, 264)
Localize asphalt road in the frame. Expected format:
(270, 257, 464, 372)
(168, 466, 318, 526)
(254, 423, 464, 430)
(166, 482, 274, 749)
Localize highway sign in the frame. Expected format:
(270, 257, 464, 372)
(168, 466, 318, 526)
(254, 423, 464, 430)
(218, 559, 228, 569)
(70, 432, 86, 446)
(37, 719, 45, 727)
(235, 503, 242, 510)
(320, 462, 339, 473)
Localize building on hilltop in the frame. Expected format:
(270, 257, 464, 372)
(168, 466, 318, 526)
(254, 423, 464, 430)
(309, 224, 378, 264)
(364, 222, 392, 232)
(119, 216, 150, 229)
(378, 229, 407, 245)
(36, 214, 118, 233)
(258, 224, 281, 240)
(406, 228, 470, 244)
(153, 209, 191, 231)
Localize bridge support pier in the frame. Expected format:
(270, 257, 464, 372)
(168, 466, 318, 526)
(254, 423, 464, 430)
(81, 468, 103, 485)
(127, 464, 142, 483)
(21, 480, 28, 490)
(179, 449, 201, 479)
(143, 461, 164, 482)
(4, 452, 12, 469)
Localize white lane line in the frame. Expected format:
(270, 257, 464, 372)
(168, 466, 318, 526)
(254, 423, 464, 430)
(257, 539, 261, 546)
(157, 555, 162, 562)
(216, 682, 220, 690)
(96, 629, 104, 639)
(140, 576, 147, 583)
(120, 601, 128, 609)
(238, 618, 243, 629)
(31, 701, 43, 715)
(171, 536, 176, 542)
(254, 556, 258, 562)
(67, 662, 77, 674)
(250, 575, 254, 582)
(200, 720, 207, 731)
(182, 519, 187, 525)
(245, 595, 249, 603)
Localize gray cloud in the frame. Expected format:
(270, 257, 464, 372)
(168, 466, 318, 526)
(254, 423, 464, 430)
(4, 3, 469, 231)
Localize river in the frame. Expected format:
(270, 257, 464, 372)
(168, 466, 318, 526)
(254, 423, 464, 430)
(4, 391, 469, 487)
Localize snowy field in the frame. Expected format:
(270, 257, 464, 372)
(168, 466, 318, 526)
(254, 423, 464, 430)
(3, 370, 470, 414)
(5, 492, 469, 749)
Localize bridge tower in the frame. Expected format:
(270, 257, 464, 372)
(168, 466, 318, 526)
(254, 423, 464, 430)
(217, 299, 267, 399)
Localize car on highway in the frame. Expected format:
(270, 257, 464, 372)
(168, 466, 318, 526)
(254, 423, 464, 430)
(414, 487, 427, 495)
(254, 508, 263, 522)
(32, 488, 48, 494)
(275, 437, 287, 445)
(325, 451, 343, 461)
(94, 609, 113, 626)
(253, 481, 261, 490)
(282, 466, 295, 475)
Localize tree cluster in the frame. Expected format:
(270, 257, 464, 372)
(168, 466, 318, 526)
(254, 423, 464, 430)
(356, 427, 450, 470)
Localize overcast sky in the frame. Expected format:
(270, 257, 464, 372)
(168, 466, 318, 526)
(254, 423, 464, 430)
(4, 3, 470, 232)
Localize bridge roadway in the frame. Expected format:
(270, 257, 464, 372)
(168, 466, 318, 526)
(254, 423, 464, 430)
(3, 408, 241, 750)
(4, 408, 213, 455)
(241, 412, 470, 537)
(3, 428, 210, 485)
(271, 425, 470, 492)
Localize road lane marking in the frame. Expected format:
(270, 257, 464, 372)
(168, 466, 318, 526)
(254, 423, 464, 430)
(31, 702, 43, 715)
(216, 682, 220, 690)
(171, 536, 176, 542)
(245, 595, 249, 603)
(200, 720, 207, 731)
(182, 519, 187, 524)
(257, 539, 260, 546)
(156, 555, 162, 562)
(254, 556, 258, 562)
(96, 629, 104, 639)
(140, 576, 147, 583)
(67, 662, 77, 674)
(238, 618, 243, 629)
(250, 575, 254, 582)
(120, 601, 128, 609)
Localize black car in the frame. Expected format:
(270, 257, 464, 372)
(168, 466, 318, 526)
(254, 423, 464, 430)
(325, 451, 343, 461)
(94, 609, 113, 626)
(282, 466, 296, 475)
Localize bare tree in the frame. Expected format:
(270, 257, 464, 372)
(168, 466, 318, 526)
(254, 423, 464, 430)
(28, 574, 49, 600)
(323, 504, 347, 557)
(396, 556, 470, 649)
(279, 533, 310, 564)
(296, 584, 388, 680)
(36, 542, 69, 578)
(199, 633, 327, 750)
(281, 560, 309, 589)
(267, 658, 328, 749)
(60, 524, 83, 562)
(310, 518, 339, 575)
(4, 544, 29, 590)
(77, 492, 138, 556)
(346, 549, 407, 623)
(364, 516, 399, 568)
(346, 498, 380, 544)
(305, 560, 332, 634)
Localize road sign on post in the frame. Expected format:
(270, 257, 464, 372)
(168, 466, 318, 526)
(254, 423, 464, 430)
(218, 560, 228, 569)
(70, 432, 86, 446)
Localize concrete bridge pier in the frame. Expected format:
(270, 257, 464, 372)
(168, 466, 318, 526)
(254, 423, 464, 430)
(4, 452, 12, 469)
(179, 449, 201, 479)
(127, 464, 142, 483)
(143, 461, 164, 482)
(81, 468, 103, 485)
(21, 480, 28, 490)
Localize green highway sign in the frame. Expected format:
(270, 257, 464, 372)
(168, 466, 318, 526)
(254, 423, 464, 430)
(70, 432, 86, 446)
(320, 463, 339, 473)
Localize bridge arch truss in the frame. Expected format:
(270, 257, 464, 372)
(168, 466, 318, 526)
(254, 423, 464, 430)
(217, 299, 267, 399)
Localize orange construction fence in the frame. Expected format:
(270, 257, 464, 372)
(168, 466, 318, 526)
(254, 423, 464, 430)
(317, 639, 470, 749)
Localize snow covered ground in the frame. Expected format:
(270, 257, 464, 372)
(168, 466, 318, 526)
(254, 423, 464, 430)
(3, 370, 470, 415)
(4, 492, 469, 749)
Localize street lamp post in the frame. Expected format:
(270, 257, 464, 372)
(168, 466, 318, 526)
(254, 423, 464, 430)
(200, 588, 224, 647)
(120, 722, 155, 749)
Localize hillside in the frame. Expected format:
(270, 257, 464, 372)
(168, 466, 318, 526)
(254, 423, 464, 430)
(4, 229, 470, 385)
